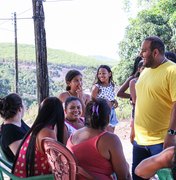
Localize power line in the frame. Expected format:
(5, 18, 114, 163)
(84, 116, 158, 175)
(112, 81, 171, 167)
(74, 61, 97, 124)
(17, 8, 32, 16)
(0, 16, 13, 26)
(0, 17, 32, 33)
(0, 27, 13, 32)
(45, 0, 73, 2)
(0, 17, 32, 21)
(0, 18, 13, 21)
(0, 7, 33, 22)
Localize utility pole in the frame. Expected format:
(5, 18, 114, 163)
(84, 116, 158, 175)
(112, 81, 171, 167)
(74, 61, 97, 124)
(14, 12, 18, 93)
(32, 0, 49, 104)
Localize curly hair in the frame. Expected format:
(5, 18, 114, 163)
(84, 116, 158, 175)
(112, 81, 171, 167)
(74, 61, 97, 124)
(0, 93, 23, 120)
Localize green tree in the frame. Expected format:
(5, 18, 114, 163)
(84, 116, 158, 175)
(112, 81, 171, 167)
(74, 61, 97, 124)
(116, 0, 176, 85)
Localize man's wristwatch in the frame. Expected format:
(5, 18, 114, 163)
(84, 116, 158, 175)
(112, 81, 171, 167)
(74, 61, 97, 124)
(168, 129, 176, 135)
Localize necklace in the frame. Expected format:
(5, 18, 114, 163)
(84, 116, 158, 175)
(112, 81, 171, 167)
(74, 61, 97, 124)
(161, 58, 167, 65)
(67, 91, 75, 96)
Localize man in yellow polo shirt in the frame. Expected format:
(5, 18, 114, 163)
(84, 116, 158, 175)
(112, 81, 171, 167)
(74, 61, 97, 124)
(132, 36, 176, 180)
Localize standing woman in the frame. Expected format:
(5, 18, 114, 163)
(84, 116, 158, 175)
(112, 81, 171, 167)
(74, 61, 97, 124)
(117, 56, 142, 99)
(58, 69, 90, 116)
(0, 93, 30, 162)
(12, 97, 66, 178)
(129, 60, 144, 143)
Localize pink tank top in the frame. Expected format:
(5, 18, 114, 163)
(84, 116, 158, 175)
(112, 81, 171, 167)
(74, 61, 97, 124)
(13, 134, 51, 177)
(66, 131, 113, 180)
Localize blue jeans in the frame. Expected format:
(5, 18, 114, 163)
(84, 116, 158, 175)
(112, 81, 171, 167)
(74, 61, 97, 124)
(109, 107, 118, 127)
(132, 141, 163, 180)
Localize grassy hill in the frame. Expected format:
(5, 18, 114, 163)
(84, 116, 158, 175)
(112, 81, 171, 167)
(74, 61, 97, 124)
(0, 43, 131, 121)
(0, 43, 117, 67)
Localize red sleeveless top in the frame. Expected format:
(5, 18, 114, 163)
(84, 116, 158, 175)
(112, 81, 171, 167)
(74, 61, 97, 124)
(66, 131, 113, 180)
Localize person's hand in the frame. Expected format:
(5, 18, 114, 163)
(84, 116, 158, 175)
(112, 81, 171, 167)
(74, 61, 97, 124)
(112, 99, 118, 109)
(163, 134, 176, 149)
(130, 128, 135, 144)
(106, 100, 112, 108)
(76, 86, 83, 99)
(130, 132, 135, 144)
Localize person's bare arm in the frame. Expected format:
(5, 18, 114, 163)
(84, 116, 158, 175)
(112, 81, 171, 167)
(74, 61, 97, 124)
(130, 120, 135, 144)
(101, 133, 131, 180)
(129, 79, 136, 105)
(91, 85, 99, 100)
(58, 92, 68, 103)
(135, 146, 174, 179)
(37, 127, 57, 153)
(63, 125, 69, 145)
(85, 94, 91, 105)
(9, 140, 22, 155)
(164, 102, 176, 149)
(117, 76, 134, 99)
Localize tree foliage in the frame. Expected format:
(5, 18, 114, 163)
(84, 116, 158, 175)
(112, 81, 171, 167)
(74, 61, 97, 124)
(115, 0, 176, 85)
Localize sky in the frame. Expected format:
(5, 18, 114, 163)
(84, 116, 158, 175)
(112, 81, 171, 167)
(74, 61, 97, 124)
(0, 0, 135, 59)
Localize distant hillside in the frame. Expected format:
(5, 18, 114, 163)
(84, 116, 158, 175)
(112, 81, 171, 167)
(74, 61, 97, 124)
(91, 55, 117, 62)
(0, 43, 131, 121)
(0, 43, 117, 67)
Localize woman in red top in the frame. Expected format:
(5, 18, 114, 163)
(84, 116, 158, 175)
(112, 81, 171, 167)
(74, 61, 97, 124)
(12, 97, 66, 178)
(67, 98, 131, 180)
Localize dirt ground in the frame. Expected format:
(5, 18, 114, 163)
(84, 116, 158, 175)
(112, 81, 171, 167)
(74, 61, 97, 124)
(115, 119, 131, 140)
(114, 119, 133, 171)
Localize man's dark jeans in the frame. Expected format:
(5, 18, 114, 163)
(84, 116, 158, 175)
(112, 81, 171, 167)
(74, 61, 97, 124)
(132, 141, 163, 180)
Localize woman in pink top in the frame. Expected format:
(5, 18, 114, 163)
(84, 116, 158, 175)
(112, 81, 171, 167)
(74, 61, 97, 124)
(67, 98, 131, 180)
(12, 97, 66, 178)
(64, 96, 85, 137)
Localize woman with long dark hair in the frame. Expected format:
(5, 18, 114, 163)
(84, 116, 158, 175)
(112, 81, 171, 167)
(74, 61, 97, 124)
(12, 97, 65, 177)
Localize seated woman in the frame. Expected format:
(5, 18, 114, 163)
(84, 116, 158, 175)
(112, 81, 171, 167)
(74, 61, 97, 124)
(0, 93, 30, 162)
(66, 98, 131, 180)
(135, 146, 176, 179)
(58, 69, 90, 116)
(64, 96, 85, 137)
(12, 97, 66, 178)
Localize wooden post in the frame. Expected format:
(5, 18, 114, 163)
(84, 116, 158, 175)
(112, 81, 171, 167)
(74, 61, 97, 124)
(32, 0, 49, 104)
(14, 12, 18, 93)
